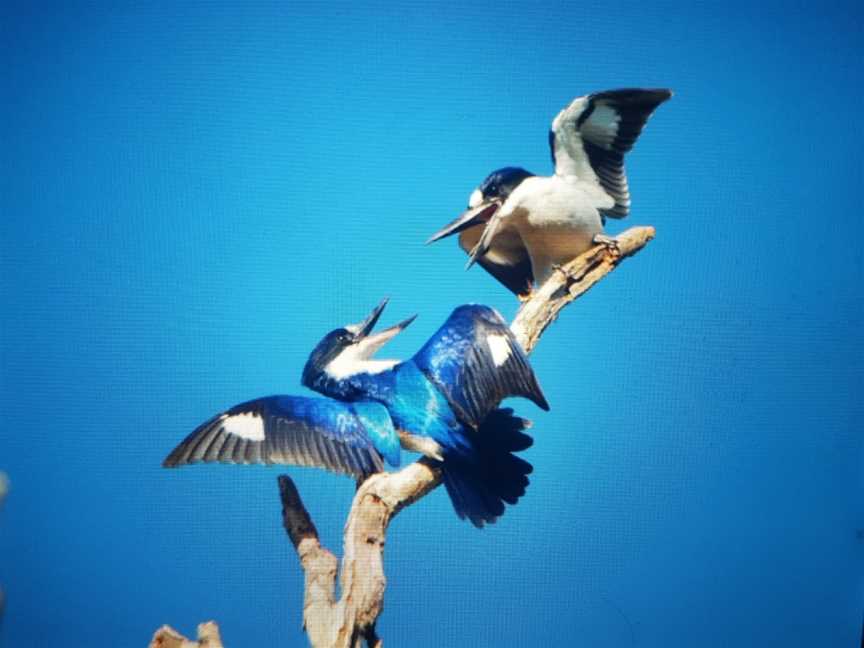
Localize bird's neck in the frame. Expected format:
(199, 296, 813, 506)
(304, 364, 399, 403)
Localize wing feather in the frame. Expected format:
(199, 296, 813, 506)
(549, 88, 671, 217)
(412, 305, 549, 429)
(217, 433, 240, 463)
(163, 396, 394, 479)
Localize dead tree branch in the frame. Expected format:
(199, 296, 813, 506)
(156, 226, 654, 647)
(149, 622, 224, 648)
(280, 461, 442, 648)
(511, 226, 655, 353)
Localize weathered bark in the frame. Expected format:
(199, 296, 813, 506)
(511, 226, 655, 352)
(149, 622, 223, 648)
(156, 226, 654, 647)
(280, 460, 442, 648)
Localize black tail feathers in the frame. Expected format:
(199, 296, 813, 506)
(441, 408, 534, 528)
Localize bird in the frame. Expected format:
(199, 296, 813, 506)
(163, 299, 550, 527)
(427, 88, 672, 298)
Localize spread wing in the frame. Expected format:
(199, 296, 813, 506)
(163, 396, 399, 479)
(412, 305, 549, 429)
(549, 88, 671, 217)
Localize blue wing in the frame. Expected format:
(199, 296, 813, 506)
(163, 396, 399, 478)
(412, 305, 549, 428)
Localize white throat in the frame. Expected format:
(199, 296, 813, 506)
(325, 349, 399, 380)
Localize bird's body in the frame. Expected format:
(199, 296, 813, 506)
(476, 175, 608, 287)
(429, 88, 672, 296)
(164, 301, 549, 527)
(304, 357, 466, 459)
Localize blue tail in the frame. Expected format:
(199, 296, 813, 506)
(441, 408, 534, 528)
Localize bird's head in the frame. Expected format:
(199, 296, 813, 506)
(302, 298, 416, 386)
(469, 166, 535, 209)
(426, 166, 535, 245)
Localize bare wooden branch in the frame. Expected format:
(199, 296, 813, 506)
(149, 621, 223, 648)
(153, 225, 654, 647)
(279, 460, 442, 648)
(278, 475, 340, 646)
(512, 226, 655, 353)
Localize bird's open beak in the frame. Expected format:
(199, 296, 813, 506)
(350, 297, 390, 338)
(349, 299, 417, 358)
(425, 201, 501, 244)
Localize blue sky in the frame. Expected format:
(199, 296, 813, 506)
(0, 1, 862, 646)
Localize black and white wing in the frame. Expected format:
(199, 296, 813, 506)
(413, 305, 549, 429)
(549, 88, 671, 217)
(163, 395, 401, 479)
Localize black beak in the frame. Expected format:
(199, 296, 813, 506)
(355, 297, 390, 338)
(425, 201, 501, 245)
(348, 299, 417, 356)
(377, 314, 418, 337)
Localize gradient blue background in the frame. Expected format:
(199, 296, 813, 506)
(1, 2, 862, 646)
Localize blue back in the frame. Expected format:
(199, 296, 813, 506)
(306, 304, 547, 457)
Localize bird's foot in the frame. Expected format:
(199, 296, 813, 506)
(592, 233, 621, 257)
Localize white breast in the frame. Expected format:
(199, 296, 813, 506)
(510, 176, 610, 227)
(505, 176, 608, 286)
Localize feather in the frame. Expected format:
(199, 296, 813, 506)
(413, 305, 549, 429)
(163, 396, 396, 479)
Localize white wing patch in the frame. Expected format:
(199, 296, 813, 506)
(580, 103, 620, 149)
(549, 95, 597, 180)
(221, 412, 265, 441)
(486, 333, 512, 367)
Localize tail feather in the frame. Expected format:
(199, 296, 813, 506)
(441, 408, 534, 528)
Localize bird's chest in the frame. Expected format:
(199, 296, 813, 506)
(519, 226, 597, 267)
(517, 181, 602, 231)
(513, 186, 602, 263)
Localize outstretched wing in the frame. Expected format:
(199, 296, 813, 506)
(549, 88, 671, 217)
(163, 396, 399, 479)
(413, 305, 549, 429)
